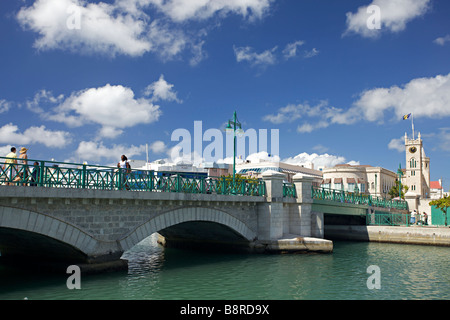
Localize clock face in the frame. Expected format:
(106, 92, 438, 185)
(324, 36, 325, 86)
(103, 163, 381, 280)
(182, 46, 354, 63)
(409, 147, 417, 153)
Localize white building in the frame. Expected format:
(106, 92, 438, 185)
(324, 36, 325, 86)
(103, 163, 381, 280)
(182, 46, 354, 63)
(133, 159, 208, 176)
(429, 180, 448, 200)
(236, 160, 323, 184)
(321, 164, 397, 197)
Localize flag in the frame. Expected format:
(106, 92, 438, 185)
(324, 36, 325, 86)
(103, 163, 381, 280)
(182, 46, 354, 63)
(403, 113, 411, 120)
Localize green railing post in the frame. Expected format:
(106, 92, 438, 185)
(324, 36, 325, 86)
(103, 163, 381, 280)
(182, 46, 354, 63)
(221, 177, 226, 194)
(149, 171, 154, 191)
(82, 163, 87, 189)
(201, 177, 205, 194)
(39, 161, 45, 187)
(176, 174, 181, 192)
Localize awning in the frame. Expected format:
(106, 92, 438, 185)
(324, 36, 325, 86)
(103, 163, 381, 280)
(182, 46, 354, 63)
(334, 178, 342, 184)
(322, 179, 331, 184)
(347, 178, 356, 183)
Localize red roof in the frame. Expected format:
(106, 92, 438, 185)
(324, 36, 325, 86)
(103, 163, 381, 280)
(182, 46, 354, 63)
(430, 181, 442, 189)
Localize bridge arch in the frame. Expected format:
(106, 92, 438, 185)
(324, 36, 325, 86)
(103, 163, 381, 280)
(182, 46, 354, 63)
(0, 205, 100, 262)
(119, 206, 257, 252)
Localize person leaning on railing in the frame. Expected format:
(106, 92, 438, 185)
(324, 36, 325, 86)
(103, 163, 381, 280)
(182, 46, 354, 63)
(30, 162, 40, 187)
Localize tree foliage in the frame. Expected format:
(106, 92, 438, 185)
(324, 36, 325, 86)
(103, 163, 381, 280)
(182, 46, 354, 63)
(388, 179, 409, 200)
(429, 195, 450, 213)
(430, 195, 450, 226)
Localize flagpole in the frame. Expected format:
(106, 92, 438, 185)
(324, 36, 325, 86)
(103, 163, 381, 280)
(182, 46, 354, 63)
(412, 112, 415, 140)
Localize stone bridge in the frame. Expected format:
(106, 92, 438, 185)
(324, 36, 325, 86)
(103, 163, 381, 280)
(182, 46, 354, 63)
(0, 172, 333, 272)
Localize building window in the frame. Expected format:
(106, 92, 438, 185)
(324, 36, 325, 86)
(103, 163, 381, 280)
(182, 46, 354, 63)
(360, 183, 366, 193)
(410, 158, 417, 169)
(411, 170, 415, 176)
(334, 183, 342, 190)
(348, 183, 355, 192)
(322, 183, 330, 189)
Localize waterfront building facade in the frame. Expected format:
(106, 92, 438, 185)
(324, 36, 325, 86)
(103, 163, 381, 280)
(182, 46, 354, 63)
(321, 164, 397, 197)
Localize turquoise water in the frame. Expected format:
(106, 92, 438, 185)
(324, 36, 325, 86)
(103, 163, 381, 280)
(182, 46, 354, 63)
(0, 235, 448, 300)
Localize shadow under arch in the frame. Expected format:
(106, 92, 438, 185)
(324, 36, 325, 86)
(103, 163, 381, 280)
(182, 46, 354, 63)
(119, 206, 257, 252)
(0, 206, 99, 263)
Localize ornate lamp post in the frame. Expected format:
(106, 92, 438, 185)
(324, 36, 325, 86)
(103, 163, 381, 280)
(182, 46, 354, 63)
(397, 163, 404, 199)
(225, 111, 244, 186)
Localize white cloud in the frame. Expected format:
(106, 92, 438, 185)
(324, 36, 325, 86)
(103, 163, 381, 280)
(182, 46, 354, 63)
(388, 137, 405, 152)
(265, 73, 450, 134)
(344, 0, 431, 38)
(0, 100, 12, 114)
(297, 121, 330, 133)
(16, 0, 274, 61)
(189, 40, 208, 66)
(263, 101, 331, 125)
(47, 83, 162, 139)
(149, 140, 167, 154)
(246, 151, 280, 163)
(351, 73, 450, 122)
(25, 89, 64, 114)
(263, 101, 347, 133)
(0, 123, 71, 148)
(304, 48, 319, 58)
(434, 35, 450, 46)
(234, 45, 278, 67)
(144, 74, 182, 103)
(74, 140, 146, 163)
(282, 152, 360, 169)
(17, 0, 152, 57)
(282, 40, 305, 59)
(263, 104, 304, 124)
(147, 0, 274, 22)
(212, 150, 359, 171)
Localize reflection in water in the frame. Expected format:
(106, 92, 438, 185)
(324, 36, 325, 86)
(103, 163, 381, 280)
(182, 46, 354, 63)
(0, 234, 449, 300)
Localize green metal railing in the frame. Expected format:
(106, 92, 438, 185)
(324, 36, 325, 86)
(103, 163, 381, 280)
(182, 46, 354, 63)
(283, 183, 297, 198)
(312, 186, 409, 210)
(366, 212, 411, 226)
(0, 156, 266, 197)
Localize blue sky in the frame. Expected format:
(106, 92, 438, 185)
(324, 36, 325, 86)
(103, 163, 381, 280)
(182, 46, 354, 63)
(1, 0, 449, 190)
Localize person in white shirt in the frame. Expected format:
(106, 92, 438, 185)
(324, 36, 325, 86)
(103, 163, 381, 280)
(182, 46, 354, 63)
(3, 147, 17, 185)
(117, 155, 131, 190)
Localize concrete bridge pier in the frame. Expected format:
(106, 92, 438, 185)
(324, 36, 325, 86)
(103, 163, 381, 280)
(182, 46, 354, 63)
(256, 172, 333, 253)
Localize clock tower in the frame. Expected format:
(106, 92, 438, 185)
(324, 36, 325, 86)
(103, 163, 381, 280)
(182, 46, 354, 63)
(404, 132, 430, 198)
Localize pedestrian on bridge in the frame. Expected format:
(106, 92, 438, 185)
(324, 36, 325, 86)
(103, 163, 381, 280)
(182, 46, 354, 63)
(19, 147, 28, 186)
(2, 147, 18, 185)
(118, 155, 131, 190)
